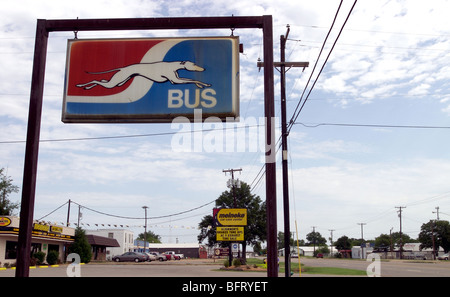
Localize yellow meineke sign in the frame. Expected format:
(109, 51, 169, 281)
(215, 208, 247, 226)
(216, 227, 244, 241)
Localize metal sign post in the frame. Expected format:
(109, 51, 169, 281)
(17, 16, 276, 277)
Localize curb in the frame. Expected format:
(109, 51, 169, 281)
(0, 263, 85, 270)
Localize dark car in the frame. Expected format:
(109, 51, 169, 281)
(112, 252, 147, 262)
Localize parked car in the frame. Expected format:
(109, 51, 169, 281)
(149, 252, 167, 261)
(112, 252, 147, 262)
(438, 253, 449, 260)
(165, 251, 182, 260)
(162, 253, 173, 260)
(144, 252, 157, 262)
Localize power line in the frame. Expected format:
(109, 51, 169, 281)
(0, 124, 263, 144)
(71, 199, 216, 220)
(287, 0, 344, 132)
(296, 122, 450, 129)
(288, 0, 358, 134)
(39, 199, 216, 222)
(36, 200, 69, 221)
(3, 120, 447, 146)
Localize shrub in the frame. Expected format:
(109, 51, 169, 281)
(232, 258, 241, 267)
(223, 259, 230, 268)
(33, 251, 46, 265)
(46, 250, 59, 265)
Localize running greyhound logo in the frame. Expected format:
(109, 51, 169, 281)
(62, 37, 238, 123)
(76, 60, 212, 90)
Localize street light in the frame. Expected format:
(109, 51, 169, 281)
(142, 206, 148, 253)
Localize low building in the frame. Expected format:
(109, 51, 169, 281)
(400, 242, 443, 260)
(86, 234, 120, 261)
(134, 241, 206, 258)
(86, 229, 134, 260)
(280, 246, 333, 257)
(0, 216, 75, 266)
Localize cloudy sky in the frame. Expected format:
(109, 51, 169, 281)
(1, 0, 450, 246)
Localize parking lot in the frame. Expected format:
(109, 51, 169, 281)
(1, 257, 449, 277)
(0, 259, 268, 277)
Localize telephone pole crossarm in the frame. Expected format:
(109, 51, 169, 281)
(257, 61, 310, 69)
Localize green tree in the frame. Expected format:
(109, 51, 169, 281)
(306, 231, 327, 256)
(198, 181, 266, 261)
(390, 231, 417, 248)
(306, 231, 327, 246)
(334, 236, 351, 250)
(277, 231, 294, 250)
(374, 233, 392, 250)
(68, 227, 92, 263)
(0, 168, 19, 215)
(198, 215, 218, 248)
(137, 230, 161, 243)
(418, 220, 450, 253)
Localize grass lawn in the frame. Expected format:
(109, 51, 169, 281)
(245, 258, 366, 276)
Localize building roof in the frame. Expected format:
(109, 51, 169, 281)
(86, 234, 120, 247)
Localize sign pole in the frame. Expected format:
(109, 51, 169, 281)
(18, 16, 275, 278)
(262, 15, 278, 277)
(16, 20, 48, 277)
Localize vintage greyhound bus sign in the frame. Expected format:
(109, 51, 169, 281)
(62, 37, 239, 123)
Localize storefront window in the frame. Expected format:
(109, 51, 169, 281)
(31, 243, 42, 256)
(5, 241, 17, 259)
(5, 242, 44, 260)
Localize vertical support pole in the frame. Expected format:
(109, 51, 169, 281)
(16, 19, 48, 277)
(262, 15, 277, 277)
(280, 31, 291, 277)
(66, 199, 71, 226)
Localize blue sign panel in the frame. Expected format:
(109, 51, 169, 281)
(62, 37, 239, 123)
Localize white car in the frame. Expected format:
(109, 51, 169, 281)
(144, 252, 157, 262)
(438, 253, 449, 260)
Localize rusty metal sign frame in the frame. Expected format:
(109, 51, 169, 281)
(17, 16, 276, 277)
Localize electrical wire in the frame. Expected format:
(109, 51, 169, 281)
(0, 124, 263, 144)
(295, 122, 450, 129)
(70, 199, 216, 220)
(36, 200, 69, 221)
(287, 0, 344, 133)
(288, 0, 358, 134)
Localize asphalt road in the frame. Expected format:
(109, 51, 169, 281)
(299, 257, 450, 277)
(1, 258, 449, 277)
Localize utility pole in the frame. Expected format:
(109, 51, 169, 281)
(311, 226, 317, 256)
(433, 206, 440, 220)
(142, 206, 148, 253)
(77, 205, 82, 227)
(258, 24, 309, 277)
(223, 168, 242, 207)
(223, 168, 242, 267)
(328, 229, 335, 257)
(390, 227, 394, 259)
(395, 206, 406, 259)
(66, 199, 71, 226)
(357, 223, 366, 259)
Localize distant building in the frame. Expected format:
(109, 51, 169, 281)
(86, 234, 120, 261)
(86, 229, 134, 260)
(134, 241, 207, 258)
(279, 246, 336, 257)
